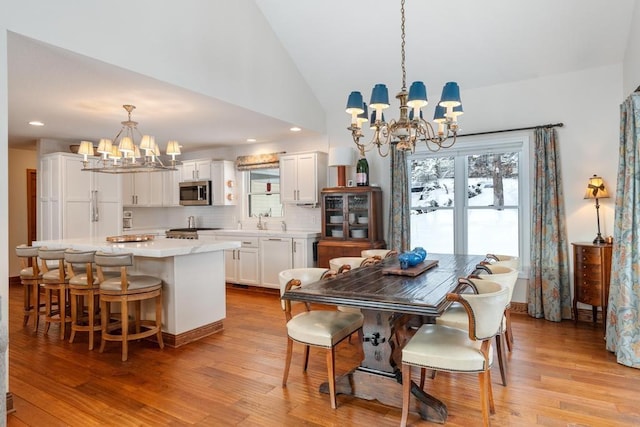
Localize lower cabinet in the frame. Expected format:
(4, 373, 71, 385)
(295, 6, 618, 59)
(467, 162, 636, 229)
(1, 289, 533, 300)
(217, 236, 260, 286)
(260, 238, 293, 289)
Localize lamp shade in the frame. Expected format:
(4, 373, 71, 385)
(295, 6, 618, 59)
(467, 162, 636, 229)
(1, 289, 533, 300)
(370, 84, 390, 109)
(438, 82, 462, 107)
(109, 145, 123, 160)
(433, 105, 446, 122)
(139, 135, 155, 152)
(409, 109, 424, 120)
(328, 146, 355, 167)
(584, 175, 610, 199)
(407, 81, 428, 109)
(118, 136, 135, 154)
(345, 91, 364, 114)
(357, 102, 369, 127)
(96, 138, 112, 154)
(78, 141, 94, 156)
(166, 140, 181, 156)
(370, 110, 386, 124)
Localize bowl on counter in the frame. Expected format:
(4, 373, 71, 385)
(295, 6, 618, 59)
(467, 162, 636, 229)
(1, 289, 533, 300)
(331, 229, 344, 238)
(351, 229, 367, 238)
(329, 215, 344, 224)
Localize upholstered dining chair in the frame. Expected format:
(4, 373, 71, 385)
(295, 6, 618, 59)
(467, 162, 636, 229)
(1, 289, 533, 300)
(484, 253, 519, 271)
(360, 249, 398, 260)
(436, 266, 518, 386)
(328, 256, 378, 274)
(94, 252, 164, 361)
(279, 268, 364, 409)
(401, 280, 509, 427)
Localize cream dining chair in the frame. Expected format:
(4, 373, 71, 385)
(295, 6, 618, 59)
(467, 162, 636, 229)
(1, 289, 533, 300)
(279, 268, 364, 409)
(436, 266, 518, 386)
(360, 249, 398, 260)
(401, 280, 509, 427)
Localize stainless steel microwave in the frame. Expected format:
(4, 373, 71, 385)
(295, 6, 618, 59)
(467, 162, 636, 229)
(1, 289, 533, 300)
(179, 181, 211, 206)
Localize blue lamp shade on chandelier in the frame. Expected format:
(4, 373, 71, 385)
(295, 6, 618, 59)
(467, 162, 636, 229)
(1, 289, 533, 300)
(370, 84, 391, 109)
(407, 81, 428, 108)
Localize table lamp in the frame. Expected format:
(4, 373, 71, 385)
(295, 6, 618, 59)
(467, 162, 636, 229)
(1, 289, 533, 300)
(328, 146, 355, 187)
(584, 174, 610, 244)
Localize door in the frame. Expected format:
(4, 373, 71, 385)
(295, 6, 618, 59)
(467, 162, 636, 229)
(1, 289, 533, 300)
(280, 155, 298, 203)
(237, 248, 260, 285)
(296, 153, 317, 203)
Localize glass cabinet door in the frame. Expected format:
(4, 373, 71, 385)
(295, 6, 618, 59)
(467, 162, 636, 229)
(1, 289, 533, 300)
(347, 193, 370, 240)
(324, 195, 345, 238)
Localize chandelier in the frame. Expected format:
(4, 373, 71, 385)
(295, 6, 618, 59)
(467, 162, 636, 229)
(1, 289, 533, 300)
(79, 104, 182, 173)
(345, 0, 464, 157)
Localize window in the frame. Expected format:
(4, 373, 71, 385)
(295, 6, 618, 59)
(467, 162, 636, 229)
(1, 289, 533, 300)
(246, 168, 283, 218)
(409, 136, 529, 262)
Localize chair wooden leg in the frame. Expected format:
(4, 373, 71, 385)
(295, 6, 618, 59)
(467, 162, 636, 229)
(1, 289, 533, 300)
(419, 367, 426, 389)
(121, 299, 129, 362)
(69, 292, 78, 344)
(495, 333, 507, 386)
(88, 292, 96, 350)
(155, 293, 164, 349)
(357, 328, 365, 362)
(326, 347, 337, 409)
(401, 364, 411, 427)
(99, 299, 108, 354)
(478, 371, 490, 427)
(487, 368, 495, 414)
(303, 345, 310, 372)
(505, 309, 513, 351)
(44, 288, 52, 334)
(33, 284, 41, 332)
(282, 337, 294, 387)
(59, 285, 67, 340)
(23, 284, 31, 326)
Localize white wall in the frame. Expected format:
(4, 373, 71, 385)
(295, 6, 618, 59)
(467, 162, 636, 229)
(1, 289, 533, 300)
(623, 1, 640, 95)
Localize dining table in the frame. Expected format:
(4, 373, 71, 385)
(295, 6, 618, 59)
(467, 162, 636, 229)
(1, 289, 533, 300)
(281, 252, 486, 423)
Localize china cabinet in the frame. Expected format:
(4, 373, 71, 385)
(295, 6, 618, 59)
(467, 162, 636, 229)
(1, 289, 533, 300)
(317, 186, 385, 268)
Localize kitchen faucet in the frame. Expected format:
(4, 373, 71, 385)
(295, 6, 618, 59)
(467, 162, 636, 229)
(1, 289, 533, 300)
(256, 213, 265, 230)
(188, 216, 196, 229)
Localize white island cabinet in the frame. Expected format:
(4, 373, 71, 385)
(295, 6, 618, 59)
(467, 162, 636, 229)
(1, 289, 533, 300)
(200, 229, 320, 289)
(33, 237, 240, 347)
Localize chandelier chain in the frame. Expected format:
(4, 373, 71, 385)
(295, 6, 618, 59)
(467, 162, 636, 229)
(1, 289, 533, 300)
(400, 0, 406, 90)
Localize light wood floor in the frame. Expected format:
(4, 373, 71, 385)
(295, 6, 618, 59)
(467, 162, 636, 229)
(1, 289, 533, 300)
(6, 282, 640, 426)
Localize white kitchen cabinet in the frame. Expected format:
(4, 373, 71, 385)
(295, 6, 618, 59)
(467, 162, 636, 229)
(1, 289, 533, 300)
(280, 152, 327, 204)
(122, 172, 163, 207)
(181, 159, 211, 182)
(216, 236, 260, 286)
(39, 152, 122, 240)
(162, 166, 182, 207)
(293, 238, 314, 268)
(259, 237, 293, 289)
(210, 160, 236, 205)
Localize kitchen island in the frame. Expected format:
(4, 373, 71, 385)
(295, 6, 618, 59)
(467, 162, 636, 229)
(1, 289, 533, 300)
(34, 236, 241, 347)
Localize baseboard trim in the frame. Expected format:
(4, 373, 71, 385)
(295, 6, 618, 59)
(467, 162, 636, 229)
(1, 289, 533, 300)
(510, 302, 527, 314)
(160, 320, 224, 348)
(6, 391, 14, 414)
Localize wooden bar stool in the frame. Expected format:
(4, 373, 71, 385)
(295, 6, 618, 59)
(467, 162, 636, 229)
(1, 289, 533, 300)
(65, 249, 101, 350)
(15, 245, 43, 331)
(94, 252, 164, 361)
(38, 247, 72, 339)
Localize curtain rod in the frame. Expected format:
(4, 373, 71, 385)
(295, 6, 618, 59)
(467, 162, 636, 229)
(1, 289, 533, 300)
(457, 122, 564, 138)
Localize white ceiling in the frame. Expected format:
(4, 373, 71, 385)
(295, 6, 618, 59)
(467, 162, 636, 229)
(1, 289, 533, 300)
(7, 0, 636, 153)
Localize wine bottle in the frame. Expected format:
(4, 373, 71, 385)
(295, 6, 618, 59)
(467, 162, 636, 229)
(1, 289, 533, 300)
(356, 154, 369, 186)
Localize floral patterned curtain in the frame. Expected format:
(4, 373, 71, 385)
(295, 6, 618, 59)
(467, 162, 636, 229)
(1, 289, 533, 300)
(528, 127, 572, 321)
(606, 92, 640, 368)
(388, 144, 410, 252)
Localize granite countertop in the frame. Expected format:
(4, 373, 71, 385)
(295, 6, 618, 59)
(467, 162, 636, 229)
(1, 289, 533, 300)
(33, 236, 240, 258)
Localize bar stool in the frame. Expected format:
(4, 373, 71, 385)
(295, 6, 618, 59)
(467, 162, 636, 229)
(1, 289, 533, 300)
(38, 247, 72, 339)
(15, 245, 43, 331)
(65, 249, 101, 350)
(95, 252, 164, 361)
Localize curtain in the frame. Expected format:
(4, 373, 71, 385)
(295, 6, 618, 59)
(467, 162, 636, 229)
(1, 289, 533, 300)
(606, 92, 640, 368)
(528, 127, 572, 321)
(388, 144, 410, 252)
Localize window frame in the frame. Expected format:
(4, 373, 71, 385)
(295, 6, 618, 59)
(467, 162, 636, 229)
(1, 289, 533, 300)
(408, 133, 531, 273)
(243, 167, 284, 219)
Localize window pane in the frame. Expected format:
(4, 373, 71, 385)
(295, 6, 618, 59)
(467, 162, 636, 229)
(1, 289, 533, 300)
(467, 209, 519, 256)
(248, 168, 283, 218)
(467, 153, 519, 207)
(410, 157, 455, 210)
(410, 209, 454, 253)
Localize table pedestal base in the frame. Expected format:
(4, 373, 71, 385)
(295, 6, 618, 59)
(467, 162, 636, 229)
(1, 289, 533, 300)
(319, 367, 447, 424)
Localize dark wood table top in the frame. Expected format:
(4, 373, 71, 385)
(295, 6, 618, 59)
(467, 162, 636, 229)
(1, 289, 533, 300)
(282, 253, 485, 316)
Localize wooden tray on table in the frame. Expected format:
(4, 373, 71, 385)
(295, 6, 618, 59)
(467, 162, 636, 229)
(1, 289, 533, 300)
(382, 259, 439, 276)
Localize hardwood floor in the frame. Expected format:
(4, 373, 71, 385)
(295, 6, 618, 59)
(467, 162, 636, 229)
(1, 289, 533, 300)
(6, 282, 640, 426)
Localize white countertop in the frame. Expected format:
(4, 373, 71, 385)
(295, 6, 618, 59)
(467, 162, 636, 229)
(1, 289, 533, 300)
(34, 236, 240, 258)
(200, 229, 320, 239)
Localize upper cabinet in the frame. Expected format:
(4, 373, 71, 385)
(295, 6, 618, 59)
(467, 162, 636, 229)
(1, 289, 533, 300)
(181, 159, 211, 182)
(122, 172, 164, 207)
(280, 152, 327, 205)
(211, 160, 236, 206)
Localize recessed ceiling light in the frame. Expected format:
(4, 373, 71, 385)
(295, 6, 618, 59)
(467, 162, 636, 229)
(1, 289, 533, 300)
(290, 126, 302, 132)
(246, 138, 257, 142)
(29, 121, 45, 126)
